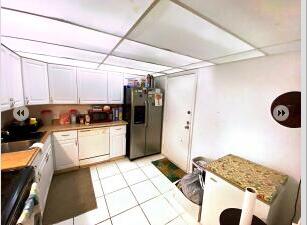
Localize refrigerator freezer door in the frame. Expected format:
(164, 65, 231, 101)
(130, 88, 146, 159)
(145, 91, 163, 155)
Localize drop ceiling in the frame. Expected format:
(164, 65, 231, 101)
(0, 0, 301, 76)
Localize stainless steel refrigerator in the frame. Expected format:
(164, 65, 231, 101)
(123, 86, 163, 160)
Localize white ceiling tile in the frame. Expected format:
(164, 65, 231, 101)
(113, 39, 201, 67)
(17, 52, 99, 69)
(99, 64, 151, 76)
(1, 37, 106, 63)
(128, 0, 254, 60)
(261, 40, 301, 55)
(1, 0, 154, 36)
(163, 68, 184, 74)
(210, 50, 265, 64)
(105, 56, 172, 72)
(179, 61, 214, 70)
(177, 0, 300, 47)
(151, 73, 166, 77)
(1, 9, 121, 53)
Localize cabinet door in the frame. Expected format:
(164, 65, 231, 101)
(7, 50, 24, 108)
(0, 47, 11, 111)
(53, 139, 79, 170)
(37, 145, 54, 213)
(108, 72, 123, 104)
(110, 133, 126, 158)
(22, 58, 50, 105)
(201, 172, 270, 225)
(48, 64, 77, 104)
(77, 68, 108, 104)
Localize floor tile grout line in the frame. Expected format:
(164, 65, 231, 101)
(96, 166, 114, 225)
(113, 161, 153, 225)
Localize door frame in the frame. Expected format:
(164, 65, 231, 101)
(161, 71, 199, 172)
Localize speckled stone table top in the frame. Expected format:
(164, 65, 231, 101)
(205, 154, 288, 205)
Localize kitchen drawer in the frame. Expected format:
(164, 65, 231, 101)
(78, 127, 109, 137)
(53, 130, 77, 141)
(110, 125, 126, 135)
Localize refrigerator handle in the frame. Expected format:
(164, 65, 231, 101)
(145, 99, 149, 127)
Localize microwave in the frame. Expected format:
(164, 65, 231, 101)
(88, 110, 112, 123)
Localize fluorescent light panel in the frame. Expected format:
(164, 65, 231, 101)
(1, 37, 107, 63)
(163, 68, 184, 74)
(128, 0, 254, 60)
(210, 50, 265, 64)
(105, 56, 172, 72)
(17, 52, 99, 69)
(1, 9, 121, 53)
(114, 39, 201, 67)
(99, 64, 151, 76)
(1, 0, 154, 36)
(179, 61, 214, 70)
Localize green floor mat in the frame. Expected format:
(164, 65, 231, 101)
(152, 158, 186, 183)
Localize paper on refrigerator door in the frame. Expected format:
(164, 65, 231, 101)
(239, 187, 257, 225)
(155, 93, 163, 106)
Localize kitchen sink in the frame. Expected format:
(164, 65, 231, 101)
(1, 140, 36, 153)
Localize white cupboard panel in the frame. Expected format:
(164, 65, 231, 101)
(0, 47, 11, 111)
(110, 133, 126, 158)
(0, 46, 24, 110)
(48, 64, 78, 104)
(53, 139, 79, 170)
(22, 58, 50, 105)
(108, 72, 123, 104)
(77, 68, 108, 104)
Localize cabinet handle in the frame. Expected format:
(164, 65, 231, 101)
(25, 97, 29, 105)
(79, 97, 81, 103)
(79, 130, 92, 132)
(210, 177, 217, 183)
(75, 140, 78, 146)
(61, 134, 70, 137)
(50, 97, 53, 103)
(46, 154, 49, 163)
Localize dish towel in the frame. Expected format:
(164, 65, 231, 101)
(17, 182, 42, 225)
(30, 143, 44, 150)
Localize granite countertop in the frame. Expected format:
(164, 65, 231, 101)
(205, 154, 288, 205)
(1, 121, 128, 171)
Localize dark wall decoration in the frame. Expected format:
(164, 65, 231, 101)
(271, 91, 301, 128)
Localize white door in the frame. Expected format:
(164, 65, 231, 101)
(7, 50, 24, 108)
(0, 47, 11, 111)
(54, 139, 79, 170)
(78, 128, 110, 160)
(48, 64, 77, 104)
(162, 74, 197, 172)
(22, 58, 50, 105)
(77, 68, 108, 104)
(108, 72, 123, 104)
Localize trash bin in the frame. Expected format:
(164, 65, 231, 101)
(174, 156, 211, 222)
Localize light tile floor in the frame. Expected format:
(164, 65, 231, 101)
(53, 154, 200, 225)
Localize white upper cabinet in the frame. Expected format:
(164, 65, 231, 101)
(22, 58, 50, 105)
(108, 72, 124, 104)
(0, 46, 24, 111)
(77, 68, 108, 104)
(48, 64, 77, 104)
(0, 47, 11, 111)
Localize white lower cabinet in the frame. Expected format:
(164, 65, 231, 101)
(110, 126, 126, 158)
(37, 145, 54, 213)
(201, 172, 270, 225)
(53, 131, 79, 170)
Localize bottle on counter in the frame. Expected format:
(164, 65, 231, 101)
(118, 107, 123, 121)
